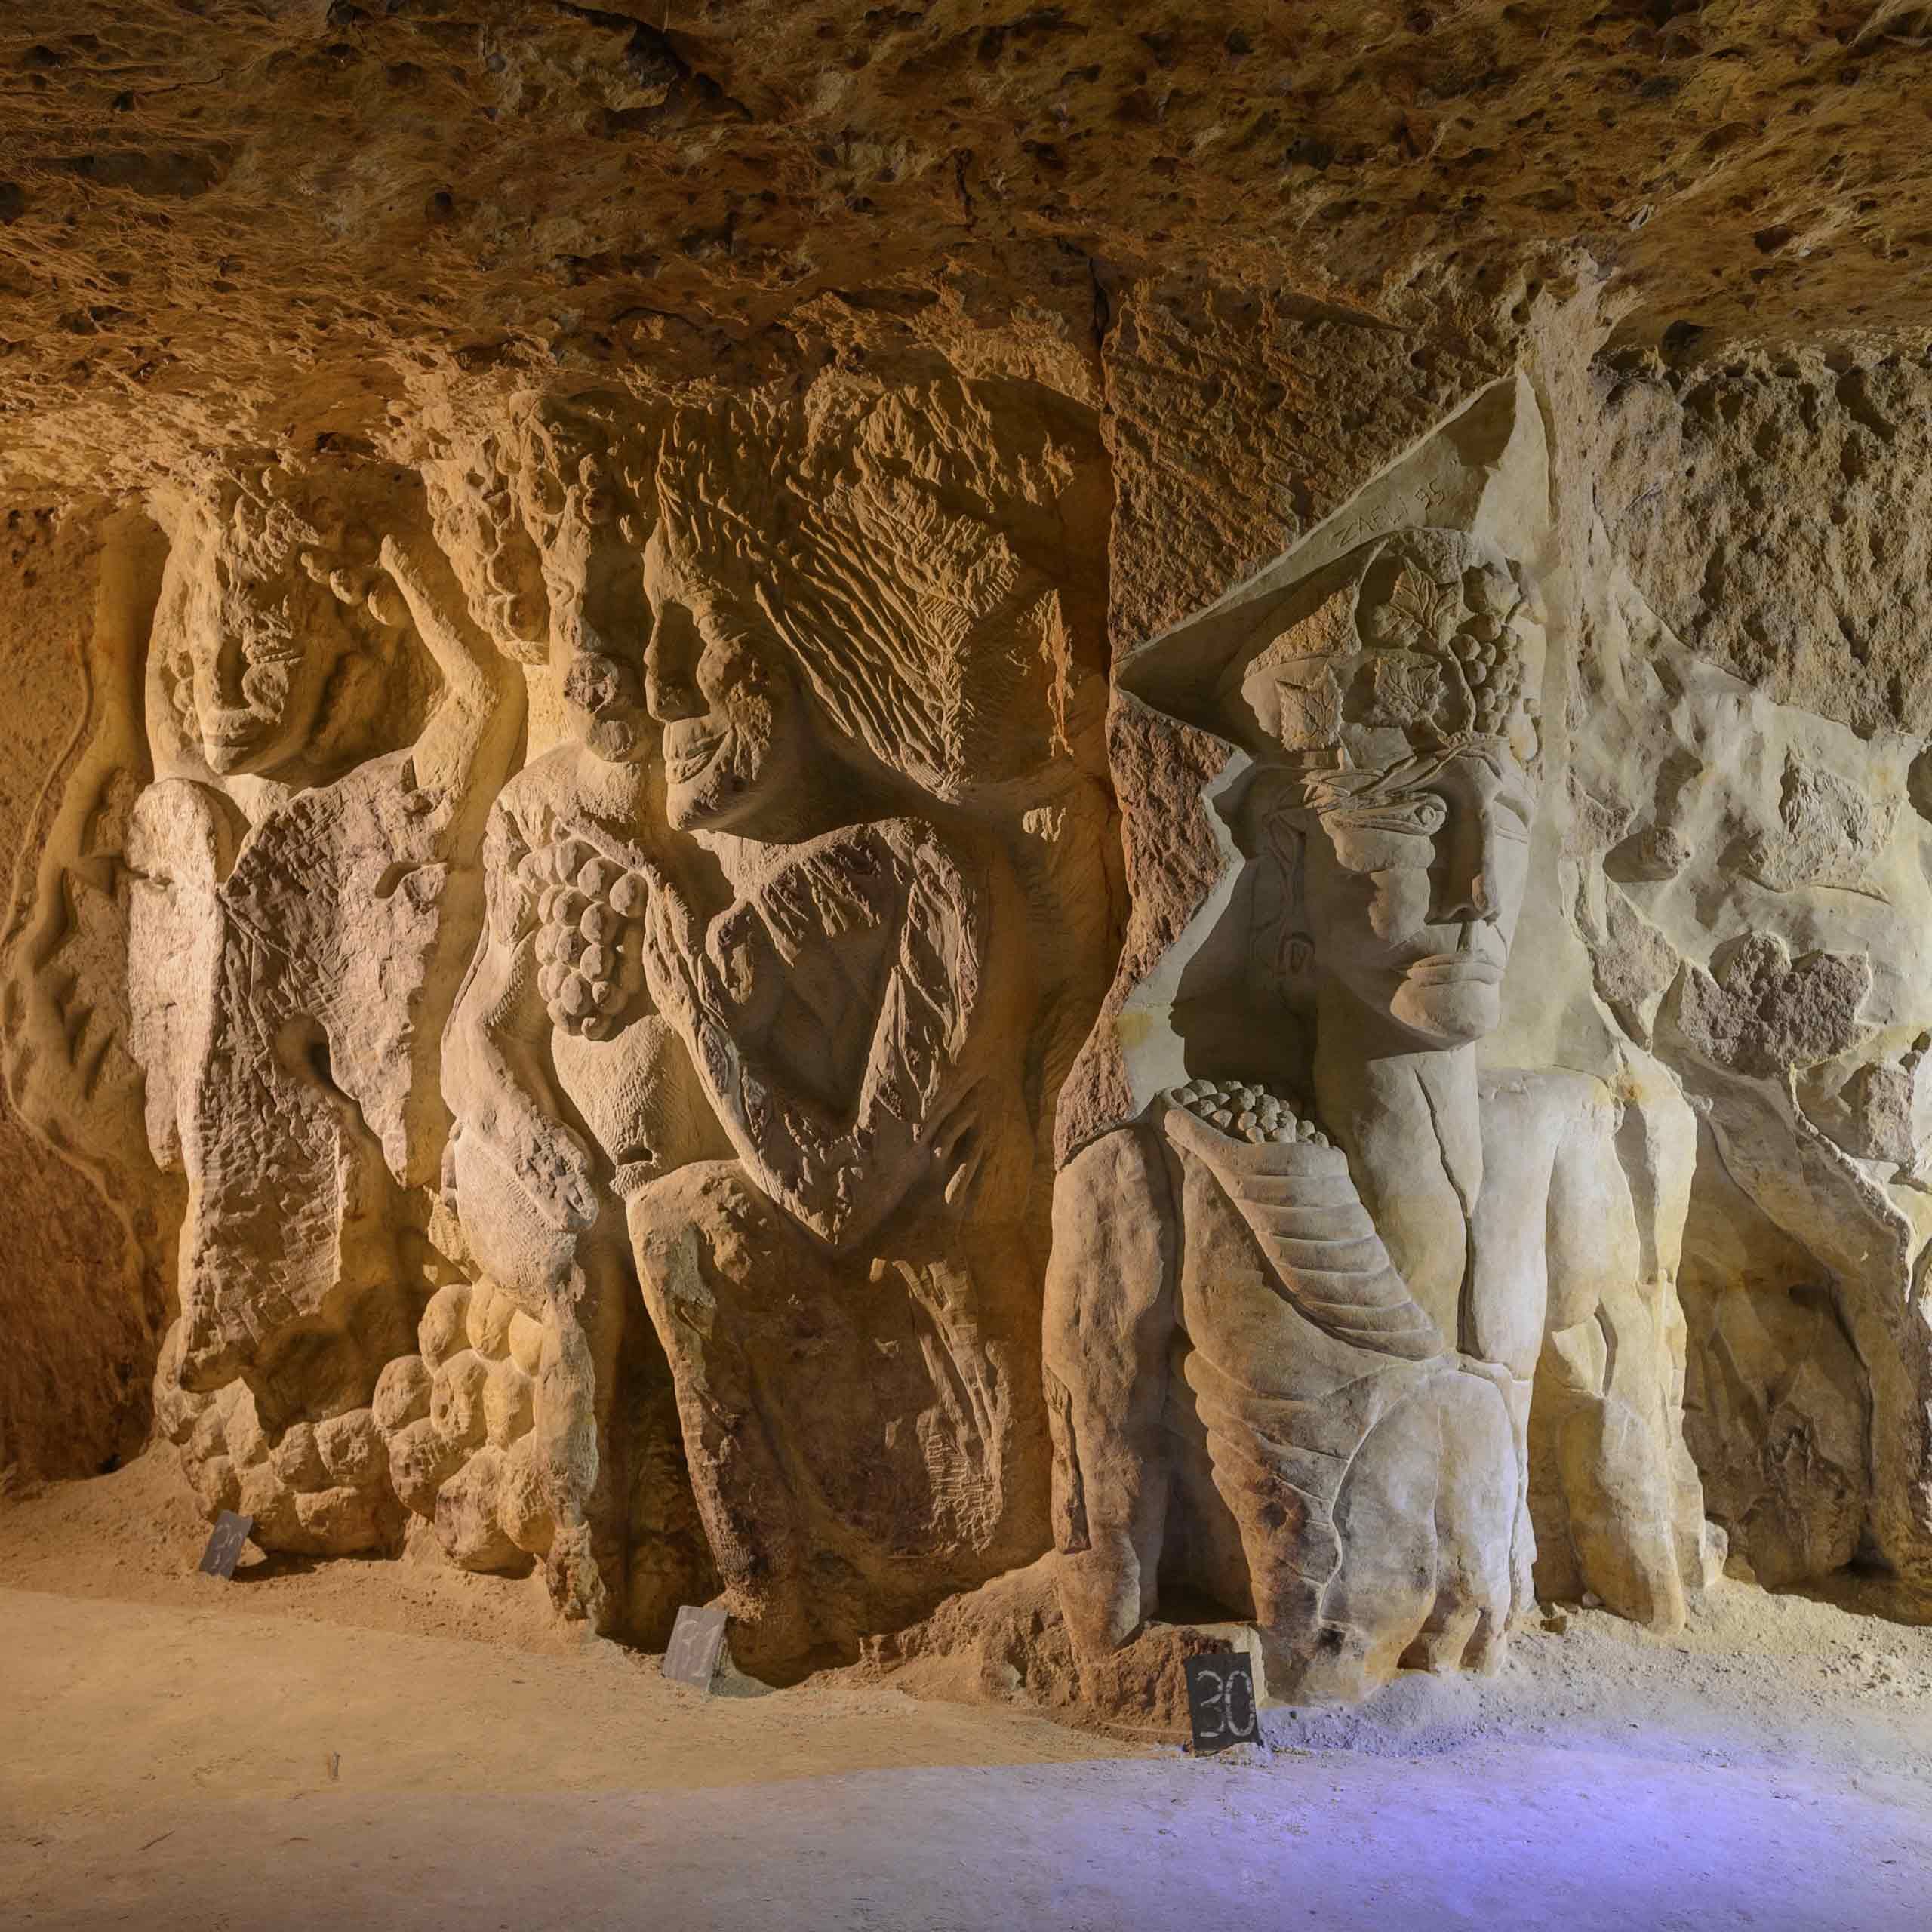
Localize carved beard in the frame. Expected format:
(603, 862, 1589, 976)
(663, 716, 761, 829)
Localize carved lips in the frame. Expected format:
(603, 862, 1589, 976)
(1404, 951, 1505, 987)
(661, 719, 728, 786)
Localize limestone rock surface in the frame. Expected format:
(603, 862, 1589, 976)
(5, 2, 1932, 1725)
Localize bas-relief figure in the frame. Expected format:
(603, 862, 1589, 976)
(0, 368, 1749, 1713)
(127, 457, 521, 1552)
(389, 405, 722, 1630)
(431, 381, 1114, 1673)
(1042, 425, 1707, 1706)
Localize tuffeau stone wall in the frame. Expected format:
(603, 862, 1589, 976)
(6, 1, 1932, 1727)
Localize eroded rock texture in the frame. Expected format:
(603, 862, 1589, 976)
(5, 2, 1932, 1724)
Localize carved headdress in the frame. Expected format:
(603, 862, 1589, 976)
(1119, 525, 1544, 792)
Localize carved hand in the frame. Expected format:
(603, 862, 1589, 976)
(521, 1121, 599, 1232)
(705, 900, 782, 1032)
(629, 861, 712, 1027)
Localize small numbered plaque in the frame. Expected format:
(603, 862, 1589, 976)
(198, 1510, 254, 1580)
(1184, 1651, 1260, 1754)
(662, 1604, 730, 1693)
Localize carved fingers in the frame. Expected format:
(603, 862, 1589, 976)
(706, 900, 780, 1024)
(632, 866, 709, 1023)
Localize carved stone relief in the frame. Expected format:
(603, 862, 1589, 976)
(1033, 377, 1708, 1714)
(1565, 554, 1932, 1589)
(10, 348, 1932, 1727)
(423, 373, 1115, 1669)
(128, 456, 523, 1552)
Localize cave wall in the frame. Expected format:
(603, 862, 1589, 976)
(8, 303, 1932, 1680)
(0, 502, 171, 1484)
(7, 0, 1932, 1721)
(1570, 343, 1932, 1586)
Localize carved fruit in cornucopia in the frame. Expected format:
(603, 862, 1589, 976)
(1165, 1076, 1329, 1147)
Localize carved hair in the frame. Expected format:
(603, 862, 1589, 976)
(651, 380, 1091, 802)
(148, 454, 435, 780)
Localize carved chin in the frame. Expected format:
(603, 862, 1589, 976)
(666, 732, 760, 829)
(198, 705, 287, 777)
(585, 715, 648, 765)
(1389, 977, 1501, 1044)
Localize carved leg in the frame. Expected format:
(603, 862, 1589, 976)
(534, 1238, 629, 1629)
(1041, 1127, 1177, 1662)
(1404, 1365, 1516, 1675)
(1287, 1388, 1441, 1701)
(1538, 1303, 1688, 1632)
(1456, 1356, 1536, 1632)
(445, 1125, 642, 1629)
(627, 1162, 826, 1684)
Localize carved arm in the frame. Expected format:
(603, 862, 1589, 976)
(636, 822, 987, 1251)
(377, 534, 517, 803)
(442, 803, 598, 1232)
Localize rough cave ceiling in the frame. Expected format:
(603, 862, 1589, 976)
(2, 1, 1930, 489)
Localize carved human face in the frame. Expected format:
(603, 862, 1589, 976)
(1297, 747, 1536, 1048)
(640, 530, 811, 834)
(156, 531, 351, 780)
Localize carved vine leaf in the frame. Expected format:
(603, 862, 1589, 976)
(1383, 561, 1461, 652)
(1365, 651, 1445, 730)
(1270, 660, 1343, 750)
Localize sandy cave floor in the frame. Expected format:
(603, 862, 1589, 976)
(2, 1453, 1930, 1930)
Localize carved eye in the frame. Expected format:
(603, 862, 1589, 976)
(1332, 794, 1445, 838)
(1492, 795, 1534, 844)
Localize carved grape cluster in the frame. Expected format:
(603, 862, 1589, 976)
(1167, 1077, 1330, 1148)
(521, 836, 650, 1041)
(1360, 549, 1534, 744)
(1451, 572, 1530, 737)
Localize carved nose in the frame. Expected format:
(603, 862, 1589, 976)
(1434, 870, 1494, 925)
(643, 640, 705, 721)
(199, 631, 246, 708)
(1432, 819, 1498, 926)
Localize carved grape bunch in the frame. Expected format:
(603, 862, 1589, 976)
(521, 835, 651, 1041)
(1359, 549, 1534, 743)
(1166, 1077, 1330, 1148)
